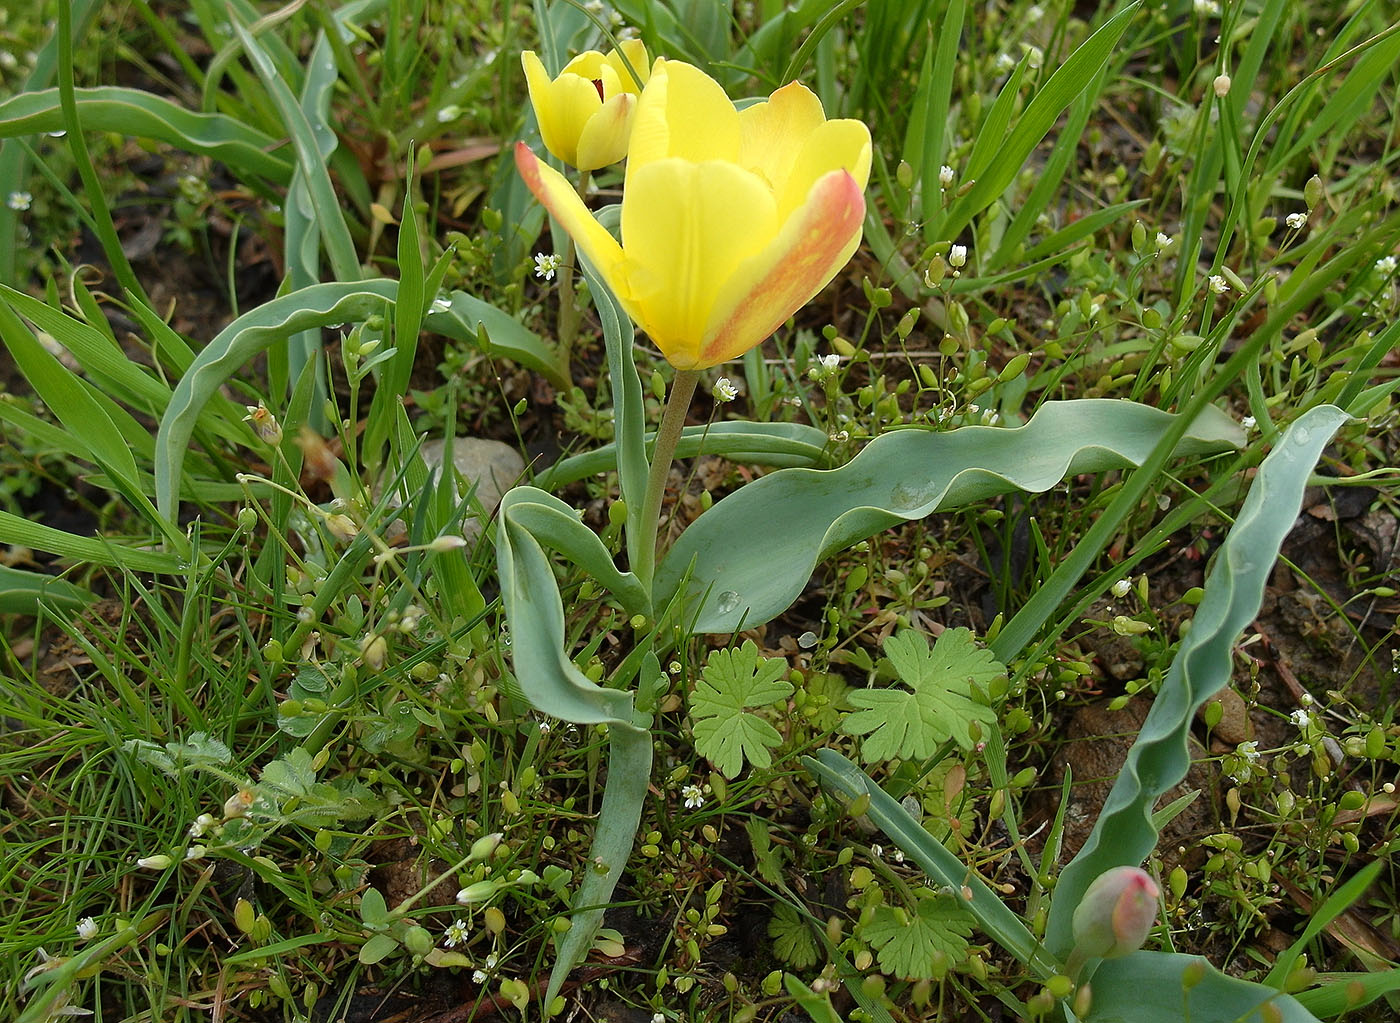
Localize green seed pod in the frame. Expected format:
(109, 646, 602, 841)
(1304, 175, 1324, 210)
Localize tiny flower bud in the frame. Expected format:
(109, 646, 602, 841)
(456, 880, 499, 905)
(136, 854, 174, 870)
(1071, 866, 1160, 960)
(1212, 74, 1231, 97)
(948, 244, 968, 268)
(469, 832, 505, 862)
(324, 513, 359, 542)
(243, 404, 283, 445)
(938, 164, 955, 188)
(360, 634, 387, 670)
(428, 534, 469, 553)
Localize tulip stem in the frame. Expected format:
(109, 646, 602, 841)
(555, 170, 591, 363)
(634, 368, 700, 592)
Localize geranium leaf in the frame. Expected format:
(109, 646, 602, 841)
(690, 640, 793, 778)
(841, 629, 1003, 762)
(861, 894, 973, 980)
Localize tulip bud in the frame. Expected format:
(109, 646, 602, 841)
(1071, 866, 1160, 961)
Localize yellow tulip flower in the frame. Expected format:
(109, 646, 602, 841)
(516, 58, 871, 370)
(521, 41, 649, 171)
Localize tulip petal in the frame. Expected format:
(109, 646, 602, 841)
(515, 142, 627, 294)
(574, 93, 636, 171)
(700, 169, 864, 369)
(620, 158, 775, 368)
(737, 81, 826, 194)
(627, 59, 740, 179)
(522, 51, 605, 168)
(777, 118, 872, 221)
(604, 39, 650, 93)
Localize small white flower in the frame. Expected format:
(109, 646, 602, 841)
(1155, 232, 1174, 251)
(1027, 3, 1044, 18)
(472, 969, 488, 983)
(712, 377, 738, 403)
(818, 353, 841, 374)
(76, 917, 99, 942)
(7, 190, 32, 211)
(870, 844, 883, 859)
(995, 52, 1016, 72)
(1285, 212, 1308, 230)
(185, 845, 207, 861)
(948, 244, 968, 268)
(1208, 274, 1229, 294)
(1241, 415, 1256, 431)
(652, 1015, 666, 1023)
(893, 849, 905, 864)
(682, 784, 705, 810)
(188, 813, 216, 839)
(1238, 740, 1260, 764)
(1300, 692, 1314, 706)
(938, 164, 955, 188)
(1290, 709, 1313, 729)
(430, 296, 453, 314)
(534, 252, 561, 280)
(1377, 255, 1398, 274)
(436, 104, 462, 123)
(484, 953, 499, 970)
(1111, 578, 1132, 598)
(1193, 0, 1220, 14)
(443, 919, 470, 947)
(538, 720, 552, 734)
(585, 0, 605, 12)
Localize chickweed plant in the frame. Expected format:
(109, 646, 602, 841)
(2, 0, 1399, 1021)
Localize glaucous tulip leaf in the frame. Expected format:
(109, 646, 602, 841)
(657, 399, 1244, 635)
(1044, 405, 1349, 957)
(1083, 952, 1317, 1023)
(155, 280, 566, 521)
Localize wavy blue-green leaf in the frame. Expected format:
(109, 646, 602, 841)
(1045, 405, 1350, 958)
(804, 748, 1058, 979)
(496, 484, 652, 1010)
(499, 487, 649, 620)
(531, 421, 832, 490)
(427, 291, 569, 388)
(155, 280, 567, 520)
(1084, 953, 1317, 1023)
(0, 86, 293, 183)
(657, 400, 1243, 635)
(0, 566, 93, 613)
(232, 20, 359, 284)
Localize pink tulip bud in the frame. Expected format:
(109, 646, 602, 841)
(1071, 865, 1160, 960)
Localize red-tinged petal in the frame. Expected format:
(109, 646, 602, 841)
(777, 117, 872, 221)
(514, 142, 627, 293)
(620, 157, 776, 369)
(698, 169, 864, 369)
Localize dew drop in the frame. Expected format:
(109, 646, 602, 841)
(715, 590, 741, 614)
